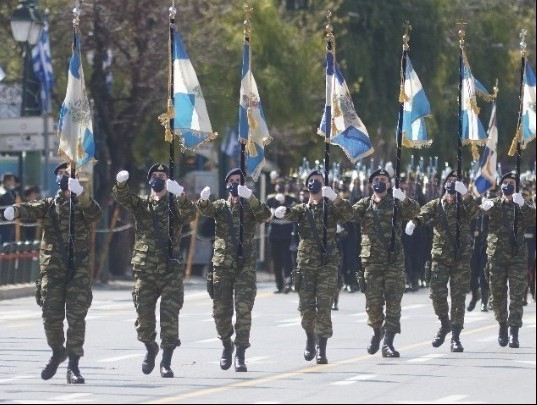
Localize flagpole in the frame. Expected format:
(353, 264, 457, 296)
(168, 5, 177, 260)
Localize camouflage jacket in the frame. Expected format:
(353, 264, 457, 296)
(415, 196, 480, 260)
(197, 196, 271, 266)
(352, 194, 420, 263)
(483, 197, 536, 257)
(113, 184, 196, 266)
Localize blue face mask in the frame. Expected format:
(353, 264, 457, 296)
(445, 181, 456, 195)
(149, 177, 165, 192)
(307, 180, 322, 194)
(501, 183, 515, 196)
(56, 175, 69, 191)
(372, 181, 387, 194)
(227, 182, 239, 197)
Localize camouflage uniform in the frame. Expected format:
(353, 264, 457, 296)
(112, 183, 196, 349)
(12, 191, 102, 357)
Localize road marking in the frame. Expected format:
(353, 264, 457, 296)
(330, 374, 377, 385)
(396, 394, 485, 404)
(196, 337, 220, 343)
(0, 375, 32, 384)
(515, 360, 535, 366)
(50, 393, 93, 401)
(406, 354, 445, 362)
(246, 356, 272, 364)
(96, 354, 144, 363)
(476, 335, 498, 342)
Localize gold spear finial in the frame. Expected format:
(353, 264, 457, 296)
(326, 10, 334, 45)
(72, 1, 80, 28)
(492, 78, 499, 99)
(402, 21, 412, 51)
(244, 4, 253, 39)
(456, 22, 467, 49)
(520, 29, 528, 57)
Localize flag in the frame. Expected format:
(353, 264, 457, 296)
(31, 14, 55, 113)
(102, 48, 112, 94)
(399, 55, 431, 148)
(238, 40, 271, 181)
(474, 101, 498, 195)
(318, 51, 373, 163)
(521, 62, 536, 147)
(0, 66, 5, 82)
(57, 32, 95, 168)
(221, 128, 240, 159)
(170, 29, 216, 150)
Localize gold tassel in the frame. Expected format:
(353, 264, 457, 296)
(399, 84, 410, 103)
(471, 143, 480, 161)
(508, 128, 520, 157)
(247, 138, 258, 157)
(247, 107, 258, 130)
(77, 138, 85, 159)
(158, 99, 175, 142)
(401, 134, 412, 148)
(332, 97, 342, 118)
(470, 98, 480, 115)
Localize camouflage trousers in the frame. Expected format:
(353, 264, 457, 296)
(40, 253, 93, 357)
(362, 260, 405, 334)
(487, 251, 528, 327)
(429, 259, 470, 329)
(213, 259, 257, 349)
(132, 262, 184, 349)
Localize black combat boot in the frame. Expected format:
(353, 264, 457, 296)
(467, 289, 480, 312)
(41, 346, 67, 380)
(316, 336, 328, 364)
(66, 355, 85, 384)
(498, 322, 508, 347)
(220, 339, 234, 370)
(142, 341, 159, 374)
(432, 317, 451, 348)
(304, 332, 316, 361)
(367, 328, 384, 355)
(234, 347, 247, 372)
(450, 326, 464, 352)
(381, 331, 400, 358)
(508, 326, 520, 348)
(480, 289, 489, 312)
(160, 348, 174, 378)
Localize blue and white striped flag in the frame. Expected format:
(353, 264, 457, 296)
(318, 51, 373, 163)
(57, 32, 94, 168)
(0, 66, 5, 82)
(31, 14, 54, 113)
(521, 62, 536, 147)
(238, 40, 270, 181)
(474, 101, 498, 195)
(400, 55, 431, 148)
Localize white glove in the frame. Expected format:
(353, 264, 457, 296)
(322, 186, 338, 201)
(336, 224, 343, 233)
(166, 179, 184, 196)
(3, 206, 15, 221)
(405, 221, 416, 236)
(481, 199, 494, 211)
(238, 185, 252, 199)
(392, 187, 406, 201)
(274, 206, 287, 219)
(275, 193, 285, 204)
(116, 170, 129, 183)
(455, 181, 468, 196)
(513, 192, 524, 207)
(200, 186, 211, 201)
(68, 178, 84, 196)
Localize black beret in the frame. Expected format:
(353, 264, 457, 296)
(443, 170, 458, 186)
(368, 168, 391, 183)
(500, 171, 517, 184)
(147, 163, 169, 181)
(306, 170, 323, 183)
(225, 168, 242, 183)
(53, 162, 68, 175)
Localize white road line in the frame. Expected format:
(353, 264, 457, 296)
(396, 394, 485, 404)
(407, 354, 445, 363)
(330, 374, 377, 385)
(0, 375, 33, 384)
(96, 354, 144, 363)
(50, 393, 93, 401)
(245, 356, 272, 364)
(515, 360, 536, 366)
(196, 337, 220, 343)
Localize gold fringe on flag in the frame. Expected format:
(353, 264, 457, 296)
(247, 138, 258, 157)
(508, 128, 520, 157)
(247, 107, 257, 130)
(471, 143, 480, 161)
(399, 85, 410, 103)
(158, 99, 175, 142)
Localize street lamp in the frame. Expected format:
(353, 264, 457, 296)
(10, 1, 44, 46)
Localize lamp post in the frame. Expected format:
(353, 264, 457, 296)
(10, 0, 44, 191)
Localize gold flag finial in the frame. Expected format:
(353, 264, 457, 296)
(456, 22, 467, 49)
(492, 78, 499, 99)
(244, 4, 253, 39)
(520, 29, 528, 57)
(402, 21, 412, 51)
(326, 10, 334, 43)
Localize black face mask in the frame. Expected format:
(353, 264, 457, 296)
(445, 181, 456, 195)
(372, 181, 387, 194)
(307, 180, 322, 194)
(501, 183, 515, 196)
(227, 182, 239, 197)
(149, 177, 165, 193)
(56, 175, 69, 191)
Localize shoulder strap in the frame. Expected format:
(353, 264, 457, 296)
(222, 203, 238, 254)
(305, 208, 326, 255)
(148, 197, 171, 261)
(438, 202, 458, 256)
(48, 201, 70, 270)
(501, 204, 520, 249)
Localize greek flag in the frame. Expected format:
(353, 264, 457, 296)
(221, 128, 240, 159)
(521, 62, 536, 146)
(238, 40, 270, 181)
(400, 55, 431, 148)
(319, 51, 373, 163)
(474, 101, 498, 195)
(31, 14, 54, 113)
(57, 32, 95, 168)
(0, 66, 5, 82)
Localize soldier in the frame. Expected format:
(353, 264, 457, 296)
(197, 168, 271, 372)
(2, 162, 102, 384)
(113, 164, 196, 378)
(350, 168, 420, 358)
(480, 172, 536, 348)
(406, 170, 480, 352)
(274, 170, 352, 364)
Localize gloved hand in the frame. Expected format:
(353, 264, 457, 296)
(455, 181, 468, 196)
(116, 170, 129, 183)
(238, 185, 252, 199)
(405, 221, 416, 236)
(275, 193, 285, 204)
(274, 206, 287, 219)
(68, 178, 84, 196)
(392, 187, 406, 201)
(3, 206, 15, 221)
(200, 186, 211, 201)
(166, 179, 184, 196)
(336, 224, 343, 233)
(322, 186, 338, 201)
(513, 192, 524, 207)
(481, 199, 494, 211)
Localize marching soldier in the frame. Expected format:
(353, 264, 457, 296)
(274, 170, 352, 364)
(197, 168, 271, 372)
(113, 164, 196, 378)
(350, 168, 420, 358)
(2, 162, 102, 384)
(480, 172, 536, 348)
(406, 170, 480, 352)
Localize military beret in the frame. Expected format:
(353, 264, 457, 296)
(500, 171, 517, 184)
(225, 168, 242, 183)
(368, 168, 391, 183)
(306, 170, 323, 183)
(147, 163, 169, 181)
(443, 170, 458, 186)
(53, 162, 68, 175)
